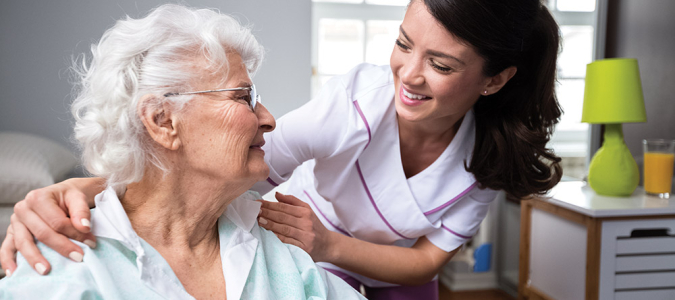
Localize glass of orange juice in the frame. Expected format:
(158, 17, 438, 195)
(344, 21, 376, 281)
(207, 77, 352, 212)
(643, 139, 675, 198)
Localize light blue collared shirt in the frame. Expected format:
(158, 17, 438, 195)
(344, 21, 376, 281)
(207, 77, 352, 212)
(0, 188, 365, 300)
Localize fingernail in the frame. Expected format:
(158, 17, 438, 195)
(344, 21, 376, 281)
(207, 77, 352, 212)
(69, 251, 83, 262)
(5, 269, 12, 277)
(258, 217, 268, 225)
(258, 208, 263, 216)
(35, 263, 47, 275)
(81, 218, 91, 228)
(84, 239, 97, 249)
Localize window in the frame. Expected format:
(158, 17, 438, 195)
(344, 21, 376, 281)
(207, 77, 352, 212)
(311, 0, 598, 179)
(311, 0, 406, 96)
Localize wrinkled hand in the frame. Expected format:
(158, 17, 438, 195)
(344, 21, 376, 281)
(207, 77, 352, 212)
(0, 180, 97, 276)
(258, 192, 336, 262)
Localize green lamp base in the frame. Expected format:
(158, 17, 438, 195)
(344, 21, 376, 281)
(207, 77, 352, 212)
(587, 123, 639, 197)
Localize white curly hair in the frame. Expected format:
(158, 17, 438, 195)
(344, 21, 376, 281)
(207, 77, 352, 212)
(71, 4, 264, 192)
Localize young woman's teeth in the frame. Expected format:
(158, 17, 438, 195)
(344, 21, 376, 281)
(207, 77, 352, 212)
(403, 90, 428, 100)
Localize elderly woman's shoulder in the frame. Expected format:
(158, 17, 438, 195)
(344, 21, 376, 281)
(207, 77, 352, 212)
(251, 225, 365, 299)
(220, 191, 365, 299)
(0, 241, 101, 299)
(0, 238, 158, 299)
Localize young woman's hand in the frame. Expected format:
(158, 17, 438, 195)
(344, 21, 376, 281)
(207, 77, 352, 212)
(258, 193, 460, 285)
(257, 192, 337, 262)
(0, 178, 101, 276)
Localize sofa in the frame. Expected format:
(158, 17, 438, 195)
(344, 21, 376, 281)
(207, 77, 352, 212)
(0, 132, 78, 251)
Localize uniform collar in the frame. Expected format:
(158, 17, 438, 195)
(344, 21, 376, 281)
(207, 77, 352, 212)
(344, 100, 478, 239)
(90, 188, 262, 300)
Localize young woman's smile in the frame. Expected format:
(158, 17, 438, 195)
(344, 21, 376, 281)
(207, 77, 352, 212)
(399, 85, 432, 106)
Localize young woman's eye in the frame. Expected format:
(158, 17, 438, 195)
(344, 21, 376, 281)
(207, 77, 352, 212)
(395, 39, 410, 51)
(430, 60, 452, 72)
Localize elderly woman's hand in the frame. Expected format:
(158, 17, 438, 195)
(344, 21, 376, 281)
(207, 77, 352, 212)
(0, 178, 99, 275)
(258, 193, 338, 263)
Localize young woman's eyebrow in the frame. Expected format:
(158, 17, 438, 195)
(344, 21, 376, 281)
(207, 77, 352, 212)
(400, 26, 414, 45)
(427, 49, 466, 65)
(400, 26, 466, 66)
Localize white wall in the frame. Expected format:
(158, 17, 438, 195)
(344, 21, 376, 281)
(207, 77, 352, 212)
(0, 0, 311, 153)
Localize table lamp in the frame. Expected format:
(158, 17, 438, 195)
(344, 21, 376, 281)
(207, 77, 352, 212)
(582, 58, 647, 197)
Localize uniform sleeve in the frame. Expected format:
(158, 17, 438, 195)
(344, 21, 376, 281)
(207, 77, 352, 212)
(425, 189, 498, 252)
(0, 250, 102, 300)
(252, 76, 354, 195)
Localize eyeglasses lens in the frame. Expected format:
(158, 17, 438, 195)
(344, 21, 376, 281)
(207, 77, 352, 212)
(250, 85, 260, 111)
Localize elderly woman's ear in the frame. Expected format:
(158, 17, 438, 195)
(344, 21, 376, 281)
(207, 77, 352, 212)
(137, 94, 182, 151)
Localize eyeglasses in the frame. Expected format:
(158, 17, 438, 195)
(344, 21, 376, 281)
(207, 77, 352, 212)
(163, 84, 260, 112)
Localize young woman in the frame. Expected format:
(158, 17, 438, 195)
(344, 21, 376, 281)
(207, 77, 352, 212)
(2, 0, 562, 299)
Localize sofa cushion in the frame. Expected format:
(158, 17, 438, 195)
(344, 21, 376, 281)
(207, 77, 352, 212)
(0, 132, 78, 204)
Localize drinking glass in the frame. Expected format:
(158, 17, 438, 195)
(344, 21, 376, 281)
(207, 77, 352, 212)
(643, 139, 675, 198)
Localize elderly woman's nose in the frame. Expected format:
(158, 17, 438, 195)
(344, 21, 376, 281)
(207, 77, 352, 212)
(256, 104, 276, 132)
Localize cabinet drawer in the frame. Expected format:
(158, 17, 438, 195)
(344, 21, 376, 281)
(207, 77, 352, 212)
(615, 272, 675, 289)
(616, 237, 675, 254)
(601, 219, 675, 299)
(615, 289, 675, 300)
(616, 254, 675, 272)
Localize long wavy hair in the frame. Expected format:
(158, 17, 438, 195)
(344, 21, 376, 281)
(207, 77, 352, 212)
(423, 0, 563, 198)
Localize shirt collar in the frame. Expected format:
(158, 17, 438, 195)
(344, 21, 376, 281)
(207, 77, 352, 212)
(90, 187, 141, 252)
(90, 188, 262, 240)
(90, 187, 263, 300)
(224, 190, 262, 232)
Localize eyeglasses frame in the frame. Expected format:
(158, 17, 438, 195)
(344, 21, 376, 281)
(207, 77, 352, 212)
(163, 85, 260, 112)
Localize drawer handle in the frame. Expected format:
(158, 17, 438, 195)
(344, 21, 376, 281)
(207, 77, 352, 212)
(630, 228, 672, 238)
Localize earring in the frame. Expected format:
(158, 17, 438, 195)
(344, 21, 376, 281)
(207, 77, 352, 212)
(483, 90, 488, 95)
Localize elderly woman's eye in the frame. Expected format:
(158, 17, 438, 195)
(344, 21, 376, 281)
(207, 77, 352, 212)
(236, 95, 252, 104)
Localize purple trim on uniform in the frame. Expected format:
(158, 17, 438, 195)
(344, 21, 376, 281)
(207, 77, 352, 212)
(354, 160, 410, 239)
(364, 280, 439, 300)
(324, 268, 362, 291)
(352, 100, 372, 149)
(423, 182, 478, 215)
(441, 224, 472, 239)
(266, 177, 279, 187)
(303, 191, 351, 237)
(325, 268, 439, 300)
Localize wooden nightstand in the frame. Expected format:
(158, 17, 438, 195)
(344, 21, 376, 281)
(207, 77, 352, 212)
(518, 181, 675, 300)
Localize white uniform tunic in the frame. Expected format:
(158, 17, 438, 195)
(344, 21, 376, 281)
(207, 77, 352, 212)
(253, 63, 498, 287)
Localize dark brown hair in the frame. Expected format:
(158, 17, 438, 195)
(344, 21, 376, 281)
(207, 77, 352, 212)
(423, 0, 563, 198)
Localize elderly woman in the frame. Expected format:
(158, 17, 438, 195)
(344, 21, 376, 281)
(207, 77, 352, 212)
(0, 4, 363, 300)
